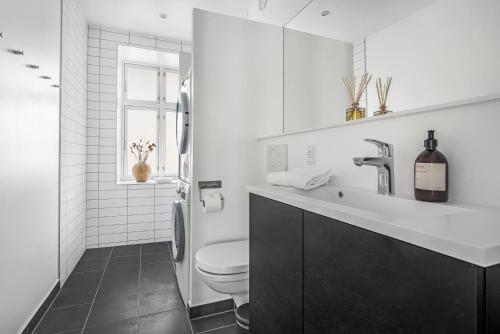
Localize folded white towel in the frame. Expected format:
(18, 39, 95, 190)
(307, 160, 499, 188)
(267, 167, 332, 190)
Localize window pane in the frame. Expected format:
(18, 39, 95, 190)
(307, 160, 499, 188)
(126, 66, 158, 102)
(127, 109, 158, 176)
(165, 71, 179, 103)
(165, 110, 179, 174)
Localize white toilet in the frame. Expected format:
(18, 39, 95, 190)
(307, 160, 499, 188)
(195, 240, 249, 308)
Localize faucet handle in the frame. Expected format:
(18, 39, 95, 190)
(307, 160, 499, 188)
(364, 139, 393, 157)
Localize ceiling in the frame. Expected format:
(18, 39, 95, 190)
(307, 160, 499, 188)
(79, 0, 311, 41)
(286, 0, 438, 42)
(79, 0, 437, 43)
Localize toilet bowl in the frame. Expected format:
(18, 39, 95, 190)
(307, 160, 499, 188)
(195, 240, 249, 307)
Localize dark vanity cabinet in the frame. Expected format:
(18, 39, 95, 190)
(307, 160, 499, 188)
(304, 211, 480, 334)
(249, 194, 500, 334)
(249, 194, 303, 334)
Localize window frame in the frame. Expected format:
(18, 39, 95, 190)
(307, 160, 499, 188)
(120, 62, 179, 182)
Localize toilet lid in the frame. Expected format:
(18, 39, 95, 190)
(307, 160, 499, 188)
(195, 240, 249, 275)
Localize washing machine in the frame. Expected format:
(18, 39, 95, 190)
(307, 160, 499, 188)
(172, 68, 192, 305)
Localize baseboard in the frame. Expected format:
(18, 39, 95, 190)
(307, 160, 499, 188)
(22, 280, 60, 334)
(188, 298, 235, 319)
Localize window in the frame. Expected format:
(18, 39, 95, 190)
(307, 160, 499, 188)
(121, 63, 179, 180)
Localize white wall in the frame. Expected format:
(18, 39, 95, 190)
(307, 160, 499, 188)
(0, 0, 61, 333)
(86, 26, 191, 248)
(284, 29, 353, 132)
(258, 98, 500, 208)
(191, 9, 283, 306)
(366, 0, 500, 114)
(60, 0, 88, 285)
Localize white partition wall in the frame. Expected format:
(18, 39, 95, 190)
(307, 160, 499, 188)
(60, 0, 88, 286)
(0, 1, 61, 333)
(190, 9, 283, 307)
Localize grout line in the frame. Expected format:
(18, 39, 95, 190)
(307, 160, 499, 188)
(51, 301, 92, 311)
(80, 246, 113, 333)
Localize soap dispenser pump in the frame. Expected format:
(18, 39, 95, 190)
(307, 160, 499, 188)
(414, 130, 448, 202)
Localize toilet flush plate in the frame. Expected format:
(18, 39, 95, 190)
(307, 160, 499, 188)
(267, 144, 288, 172)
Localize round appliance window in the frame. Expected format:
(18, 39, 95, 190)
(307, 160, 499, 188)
(176, 90, 189, 154)
(171, 200, 185, 262)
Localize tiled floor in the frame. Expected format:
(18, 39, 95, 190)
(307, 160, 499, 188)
(33, 242, 250, 334)
(34, 242, 191, 334)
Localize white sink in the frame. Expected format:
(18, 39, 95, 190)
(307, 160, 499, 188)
(283, 185, 473, 220)
(247, 184, 500, 267)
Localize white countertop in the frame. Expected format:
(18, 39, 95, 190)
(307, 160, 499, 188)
(247, 184, 500, 267)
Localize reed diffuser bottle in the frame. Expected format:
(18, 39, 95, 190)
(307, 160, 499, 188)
(342, 73, 372, 121)
(414, 130, 448, 202)
(374, 77, 393, 116)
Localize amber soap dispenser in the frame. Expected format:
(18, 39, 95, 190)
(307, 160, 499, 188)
(414, 130, 448, 202)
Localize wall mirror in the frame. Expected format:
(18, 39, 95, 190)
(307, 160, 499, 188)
(283, 0, 500, 133)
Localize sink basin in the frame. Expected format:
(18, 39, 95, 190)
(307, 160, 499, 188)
(292, 185, 473, 220)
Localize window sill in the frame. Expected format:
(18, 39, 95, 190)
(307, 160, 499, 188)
(117, 177, 178, 185)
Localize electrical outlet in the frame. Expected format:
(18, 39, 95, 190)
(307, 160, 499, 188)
(267, 144, 288, 172)
(306, 145, 316, 164)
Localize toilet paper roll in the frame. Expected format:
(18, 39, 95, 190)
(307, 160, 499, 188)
(202, 193, 223, 213)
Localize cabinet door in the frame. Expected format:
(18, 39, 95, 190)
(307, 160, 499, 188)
(304, 211, 481, 334)
(250, 194, 303, 334)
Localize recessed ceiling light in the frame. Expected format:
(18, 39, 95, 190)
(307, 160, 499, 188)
(321, 10, 330, 17)
(159, 13, 168, 19)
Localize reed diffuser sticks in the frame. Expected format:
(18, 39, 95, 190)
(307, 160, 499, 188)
(342, 73, 372, 106)
(342, 73, 372, 121)
(375, 76, 393, 116)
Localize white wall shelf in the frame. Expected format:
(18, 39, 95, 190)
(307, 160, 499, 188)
(258, 93, 500, 140)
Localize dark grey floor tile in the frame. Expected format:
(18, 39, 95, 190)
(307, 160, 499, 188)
(140, 262, 176, 293)
(86, 294, 138, 327)
(74, 258, 107, 273)
(96, 273, 139, 302)
(84, 318, 138, 334)
(111, 244, 141, 258)
(141, 251, 170, 265)
(64, 271, 103, 289)
(139, 288, 184, 316)
(33, 304, 90, 334)
(191, 311, 236, 333)
(107, 255, 140, 270)
(142, 242, 169, 254)
(81, 247, 112, 261)
(138, 310, 192, 334)
(204, 324, 250, 334)
(52, 284, 98, 308)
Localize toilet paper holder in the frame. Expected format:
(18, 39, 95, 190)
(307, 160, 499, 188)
(198, 180, 224, 204)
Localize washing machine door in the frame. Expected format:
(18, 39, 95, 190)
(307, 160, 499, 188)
(176, 76, 190, 155)
(171, 200, 185, 262)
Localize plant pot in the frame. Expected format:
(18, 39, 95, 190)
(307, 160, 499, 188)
(132, 163, 151, 182)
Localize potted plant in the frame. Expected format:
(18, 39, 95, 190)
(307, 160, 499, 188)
(130, 138, 156, 182)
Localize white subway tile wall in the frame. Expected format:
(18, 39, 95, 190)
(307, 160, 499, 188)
(86, 26, 191, 248)
(60, 0, 88, 284)
(353, 39, 367, 108)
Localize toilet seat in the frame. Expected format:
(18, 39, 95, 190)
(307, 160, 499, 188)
(195, 240, 249, 275)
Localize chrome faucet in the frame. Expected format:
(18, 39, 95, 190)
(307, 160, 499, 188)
(353, 139, 394, 195)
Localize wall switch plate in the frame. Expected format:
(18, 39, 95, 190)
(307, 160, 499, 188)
(267, 144, 288, 172)
(306, 145, 316, 164)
